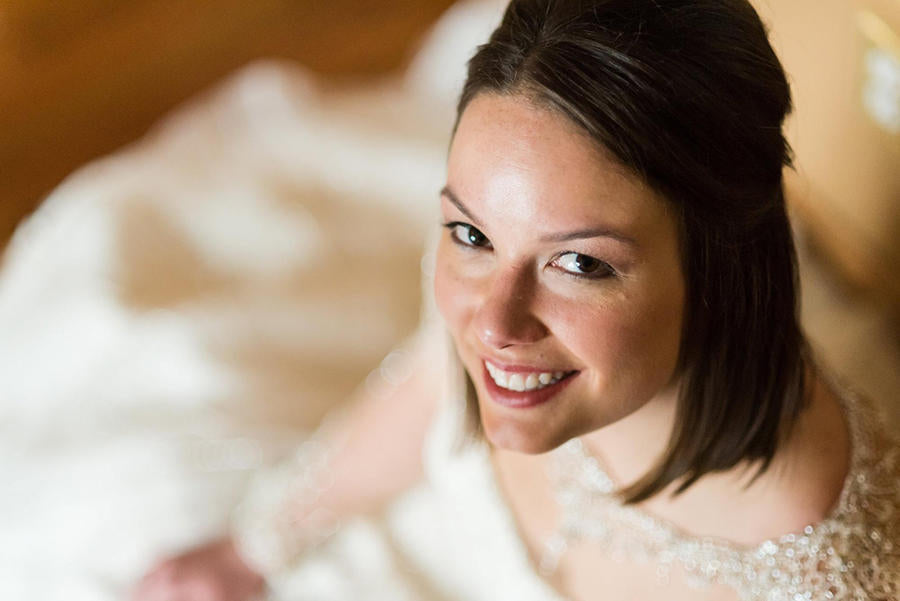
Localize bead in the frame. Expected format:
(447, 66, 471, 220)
(539, 387, 900, 600)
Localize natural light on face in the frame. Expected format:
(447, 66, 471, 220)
(433, 93, 687, 454)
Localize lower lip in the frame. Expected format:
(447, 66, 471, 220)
(481, 364, 578, 409)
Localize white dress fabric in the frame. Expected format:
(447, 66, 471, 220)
(266, 384, 565, 601)
(265, 379, 899, 601)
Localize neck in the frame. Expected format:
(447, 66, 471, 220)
(579, 384, 679, 489)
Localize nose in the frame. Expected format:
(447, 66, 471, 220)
(473, 264, 548, 350)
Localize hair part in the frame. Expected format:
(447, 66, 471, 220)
(455, 0, 808, 502)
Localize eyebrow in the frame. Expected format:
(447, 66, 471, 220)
(440, 185, 482, 226)
(439, 185, 637, 247)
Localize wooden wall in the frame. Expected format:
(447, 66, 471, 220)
(0, 0, 455, 248)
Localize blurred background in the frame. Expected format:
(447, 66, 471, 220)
(0, 0, 898, 600)
(0, 0, 457, 246)
(2, 0, 900, 323)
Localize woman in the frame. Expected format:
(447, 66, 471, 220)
(134, 0, 900, 599)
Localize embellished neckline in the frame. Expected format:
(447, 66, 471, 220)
(474, 385, 898, 601)
(544, 383, 867, 560)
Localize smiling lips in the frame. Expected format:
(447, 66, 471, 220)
(482, 360, 578, 408)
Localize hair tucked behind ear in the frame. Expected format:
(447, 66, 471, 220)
(456, 0, 808, 502)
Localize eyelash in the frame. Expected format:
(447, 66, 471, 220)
(443, 221, 493, 250)
(441, 221, 617, 281)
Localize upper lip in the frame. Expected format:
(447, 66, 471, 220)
(482, 357, 577, 374)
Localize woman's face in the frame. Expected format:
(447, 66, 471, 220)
(434, 93, 686, 454)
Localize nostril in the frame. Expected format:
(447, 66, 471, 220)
(473, 266, 548, 348)
(476, 325, 510, 350)
(474, 306, 548, 349)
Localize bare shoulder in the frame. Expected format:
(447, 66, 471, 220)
(766, 374, 852, 528)
(646, 374, 852, 545)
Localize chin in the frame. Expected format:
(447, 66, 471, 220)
(478, 404, 573, 455)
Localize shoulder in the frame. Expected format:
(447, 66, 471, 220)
(742, 389, 900, 600)
(718, 376, 853, 543)
(767, 377, 853, 530)
(817, 390, 900, 599)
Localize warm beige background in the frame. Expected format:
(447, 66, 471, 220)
(754, 0, 900, 324)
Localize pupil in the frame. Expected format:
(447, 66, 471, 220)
(575, 254, 598, 272)
(468, 229, 483, 245)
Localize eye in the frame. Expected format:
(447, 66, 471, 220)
(552, 252, 615, 279)
(443, 222, 493, 250)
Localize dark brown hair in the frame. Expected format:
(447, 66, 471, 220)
(455, 0, 808, 502)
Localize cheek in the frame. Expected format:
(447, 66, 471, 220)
(552, 301, 634, 368)
(433, 242, 471, 337)
(548, 287, 683, 384)
(611, 289, 684, 388)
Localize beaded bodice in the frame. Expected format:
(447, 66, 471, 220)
(235, 373, 899, 601)
(540, 392, 900, 601)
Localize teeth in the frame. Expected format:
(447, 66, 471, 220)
(485, 361, 570, 392)
(508, 374, 525, 391)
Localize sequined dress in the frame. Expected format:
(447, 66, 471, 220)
(254, 386, 899, 601)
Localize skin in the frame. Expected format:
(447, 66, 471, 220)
(131, 539, 264, 601)
(434, 92, 686, 458)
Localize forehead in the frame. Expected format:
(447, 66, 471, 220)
(447, 94, 668, 231)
